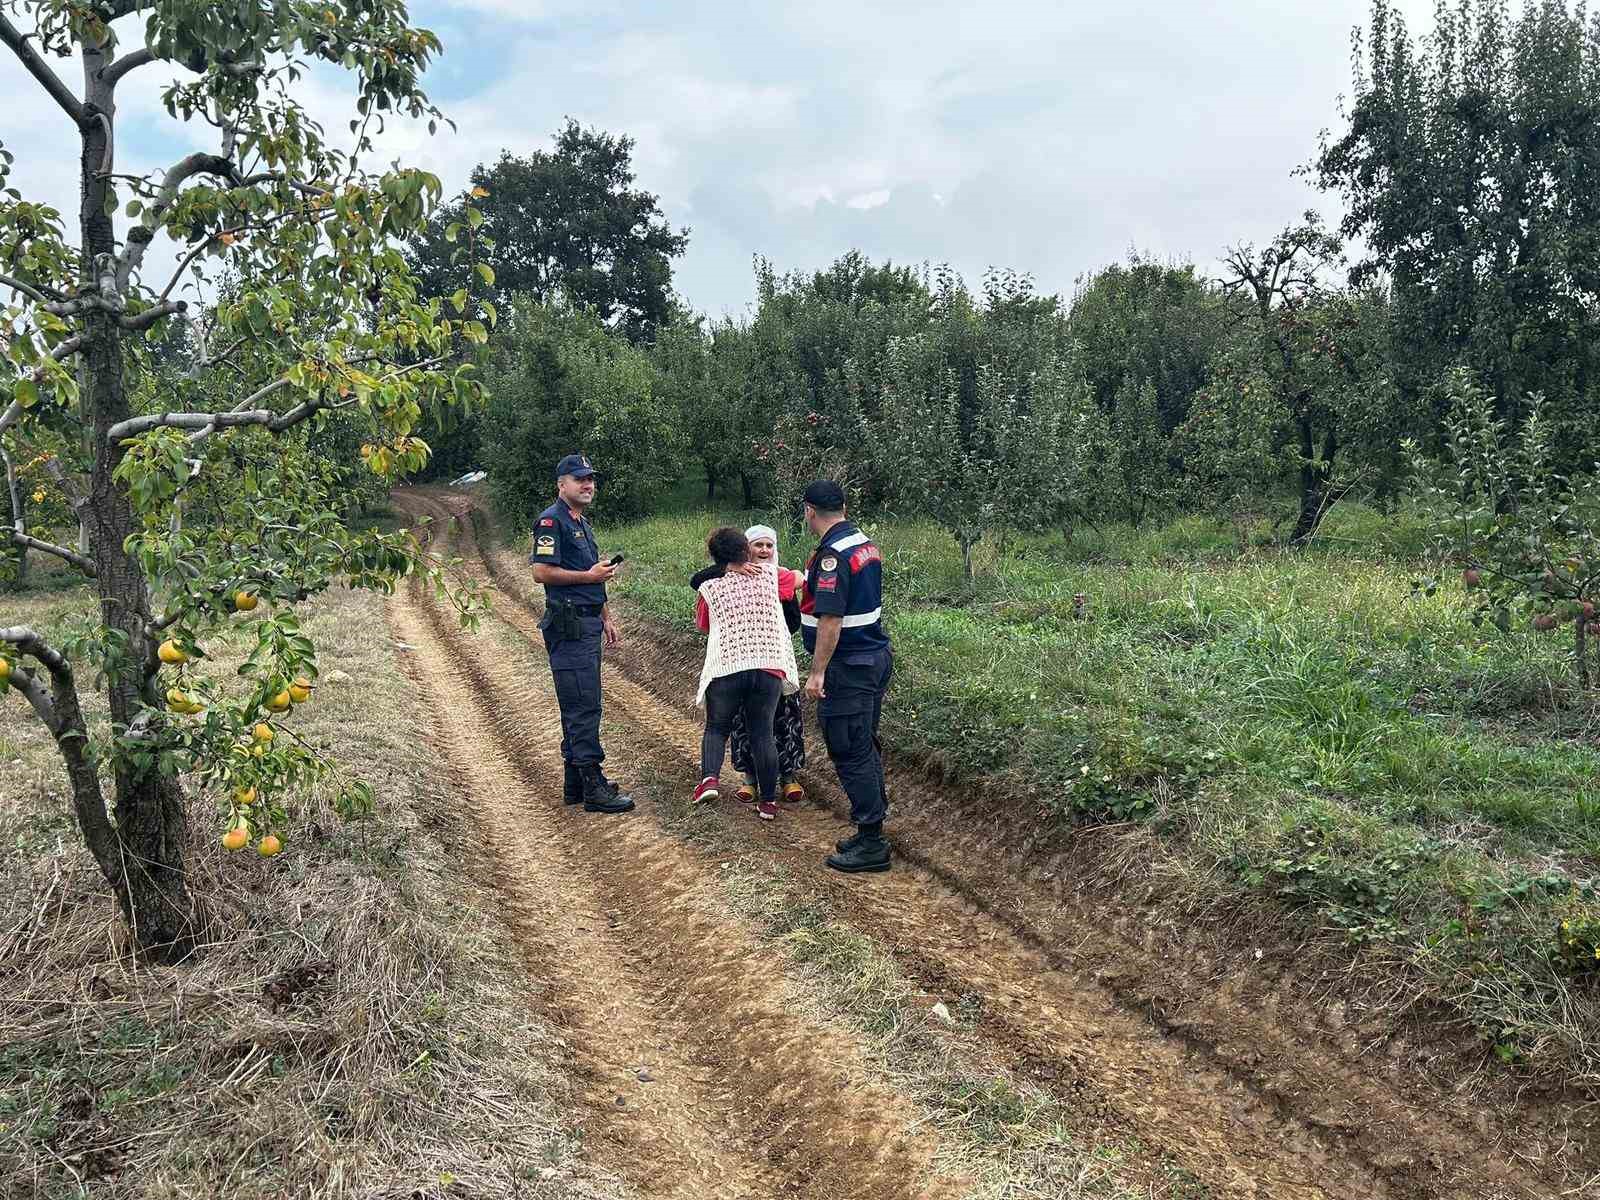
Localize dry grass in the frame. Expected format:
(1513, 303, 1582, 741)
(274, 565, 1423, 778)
(0, 583, 625, 1199)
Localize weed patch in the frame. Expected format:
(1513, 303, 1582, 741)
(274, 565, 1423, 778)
(605, 503, 1600, 1083)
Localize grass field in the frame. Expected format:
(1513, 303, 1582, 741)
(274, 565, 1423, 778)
(594, 499, 1600, 1081)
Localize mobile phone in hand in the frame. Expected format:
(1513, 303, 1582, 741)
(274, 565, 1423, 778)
(607, 553, 626, 566)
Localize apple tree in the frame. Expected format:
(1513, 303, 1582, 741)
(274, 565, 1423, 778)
(1407, 369, 1600, 688)
(0, 0, 487, 961)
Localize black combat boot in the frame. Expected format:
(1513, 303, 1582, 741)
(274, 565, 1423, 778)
(835, 829, 865, 853)
(596, 766, 626, 802)
(825, 827, 890, 873)
(580, 764, 635, 814)
(563, 763, 584, 806)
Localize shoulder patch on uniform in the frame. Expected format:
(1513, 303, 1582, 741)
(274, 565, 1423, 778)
(572, 530, 585, 540)
(539, 518, 555, 527)
(849, 544, 881, 573)
(820, 555, 838, 572)
(816, 574, 838, 592)
(535, 535, 557, 556)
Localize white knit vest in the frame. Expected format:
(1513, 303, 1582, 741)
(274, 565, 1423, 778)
(696, 563, 800, 705)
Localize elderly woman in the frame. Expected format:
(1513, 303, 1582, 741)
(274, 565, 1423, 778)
(690, 526, 800, 820)
(690, 524, 807, 808)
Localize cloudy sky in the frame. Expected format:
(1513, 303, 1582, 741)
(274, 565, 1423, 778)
(1, 0, 1440, 317)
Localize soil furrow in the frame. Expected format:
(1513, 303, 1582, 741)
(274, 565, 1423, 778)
(413, 486, 1578, 1199)
(390, 495, 958, 1200)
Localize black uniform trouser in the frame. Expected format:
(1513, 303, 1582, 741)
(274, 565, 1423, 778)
(816, 648, 892, 826)
(544, 616, 605, 766)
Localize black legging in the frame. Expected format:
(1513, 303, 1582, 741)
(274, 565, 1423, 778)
(702, 670, 783, 801)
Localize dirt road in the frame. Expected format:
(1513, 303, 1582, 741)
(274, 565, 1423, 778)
(387, 488, 1588, 1200)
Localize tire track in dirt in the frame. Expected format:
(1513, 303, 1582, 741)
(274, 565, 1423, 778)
(418, 486, 1571, 1200)
(390, 493, 959, 1200)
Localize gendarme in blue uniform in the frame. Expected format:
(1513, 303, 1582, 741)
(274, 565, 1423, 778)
(801, 518, 893, 826)
(532, 470, 607, 768)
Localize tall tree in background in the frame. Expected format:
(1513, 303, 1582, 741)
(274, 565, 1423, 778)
(411, 121, 689, 343)
(1316, 0, 1600, 451)
(1066, 255, 1224, 524)
(478, 302, 681, 526)
(1211, 216, 1401, 542)
(877, 271, 1095, 578)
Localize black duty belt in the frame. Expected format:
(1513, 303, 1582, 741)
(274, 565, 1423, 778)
(552, 602, 605, 617)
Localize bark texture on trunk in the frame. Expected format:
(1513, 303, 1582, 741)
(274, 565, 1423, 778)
(72, 42, 199, 962)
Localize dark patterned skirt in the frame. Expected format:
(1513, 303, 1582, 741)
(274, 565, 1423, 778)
(730, 691, 806, 778)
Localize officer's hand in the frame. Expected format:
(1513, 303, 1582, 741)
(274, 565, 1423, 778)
(587, 561, 619, 583)
(804, 671, 826, 701)
(731, 561, 763, 578)
(603, 613, 621, 647)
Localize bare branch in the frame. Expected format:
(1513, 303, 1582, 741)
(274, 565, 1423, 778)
(119, 299, 187, 332)
(101, 46, 155, 89)
(0, 272, 65, 306)
(0, 14, 87, 126)
(187, 336, 245, 379)
(51, 334, 84, 361)
(114, 153, 235, 291)
(41, 454, 86, 514)
(8, 662, 57, 730)
(1, 528, 96, 574)
(0, 398, 22, 439)
(0, 625, 77, 735)
(1, 445, 22, 546)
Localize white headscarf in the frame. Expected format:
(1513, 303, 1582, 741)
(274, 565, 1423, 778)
(745, 524, 778, 550)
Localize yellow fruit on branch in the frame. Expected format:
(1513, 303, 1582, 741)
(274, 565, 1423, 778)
(265, 690, 292, 713)
(157, 640, 189, 664)
(257, 834, 283, 857)
(0, 658, 11, 683)
(233, 591, 259, 612)
(253, 723, 274, 743)
(288, 682, 312, 704)
(166, 687, 192, 711)
(222, 825, 249, 851)
(234, 786, 257, 807)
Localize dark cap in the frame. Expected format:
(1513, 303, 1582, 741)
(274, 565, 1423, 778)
(555, 453, 596, 480)
(801, 479, 846, 510)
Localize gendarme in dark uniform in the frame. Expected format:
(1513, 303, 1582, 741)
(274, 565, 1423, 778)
(798, 479, 893, 873)
(531, 454, 633, 814)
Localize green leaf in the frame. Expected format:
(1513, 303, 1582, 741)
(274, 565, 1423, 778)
(474, 263, 494, 287)
(14, 378, 38, 408)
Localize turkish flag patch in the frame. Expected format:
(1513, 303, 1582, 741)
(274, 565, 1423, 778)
(539, 518, 555, 527)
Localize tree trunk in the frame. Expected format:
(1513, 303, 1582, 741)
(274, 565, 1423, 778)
(1290, 419, 1339, 545)
(704, 464, 716, 503)
(3, 447, 27, 589)
(740, 470, 756, 508)
(1575, 615, 1590, 690)
(75, 47, 199, 962)
(959, 534, 974, 582)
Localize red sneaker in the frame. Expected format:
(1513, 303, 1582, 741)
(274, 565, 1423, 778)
(692, 776, 720, 803)
(756, 799, 778, 821)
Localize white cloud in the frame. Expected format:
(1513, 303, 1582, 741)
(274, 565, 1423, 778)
(0, 0, 1447, 318)
(847, 189, 891, 211)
